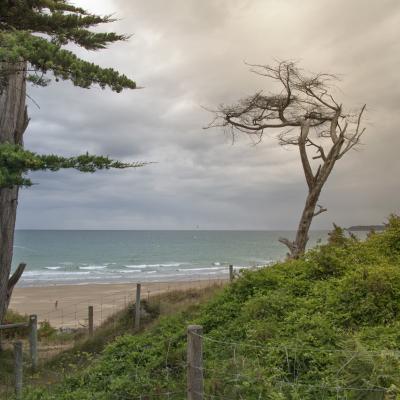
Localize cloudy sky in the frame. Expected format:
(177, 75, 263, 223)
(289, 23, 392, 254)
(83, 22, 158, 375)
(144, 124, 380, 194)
(17, 0, 400, 230)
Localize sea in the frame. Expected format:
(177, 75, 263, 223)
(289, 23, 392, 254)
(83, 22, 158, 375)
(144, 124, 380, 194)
(12, 230, 330, 287)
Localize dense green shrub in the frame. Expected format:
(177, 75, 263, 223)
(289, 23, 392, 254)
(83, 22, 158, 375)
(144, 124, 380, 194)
(38, 320, 57, 340)
(1, 309, 29, 339)
(334, 262, 400, 326)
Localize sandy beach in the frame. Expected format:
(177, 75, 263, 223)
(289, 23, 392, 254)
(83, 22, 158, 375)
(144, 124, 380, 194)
(9, 279, 225, 329)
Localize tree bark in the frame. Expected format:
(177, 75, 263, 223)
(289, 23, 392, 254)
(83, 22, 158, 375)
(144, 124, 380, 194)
(0, 62, 28, 323)
(280, 132, 345, 259)
(291, 185, 323, 258)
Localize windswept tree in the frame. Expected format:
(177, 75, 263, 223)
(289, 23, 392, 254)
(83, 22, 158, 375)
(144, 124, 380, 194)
(0, 1, 143, 323)
(209, 61, 366, 259)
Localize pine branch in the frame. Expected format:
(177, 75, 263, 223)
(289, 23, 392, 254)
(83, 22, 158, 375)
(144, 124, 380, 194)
(1, 1, 123, 49)
(0, 143, 147, 188)
(0, 1, 137, 89)
(0, 31, 136, 91)
(54, 30, 129, 50)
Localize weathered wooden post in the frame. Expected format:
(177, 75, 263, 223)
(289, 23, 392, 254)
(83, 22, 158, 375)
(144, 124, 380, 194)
(14, 341, 23, 399)
(135, 283, 141, 331)
(88, 306, 94, 337)
(229, 265, 234, 282)
(28, 314, 38, 372)
(187, 325, 203, 400)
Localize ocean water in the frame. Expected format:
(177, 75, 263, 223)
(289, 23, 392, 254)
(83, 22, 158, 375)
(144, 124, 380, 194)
(12, 230, 329, 287)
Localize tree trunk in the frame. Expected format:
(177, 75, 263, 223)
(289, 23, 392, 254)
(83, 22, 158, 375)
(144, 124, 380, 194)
(0, 62, 28, 323)
(280, 137, 344, 259)
(291, 185, 323, 258)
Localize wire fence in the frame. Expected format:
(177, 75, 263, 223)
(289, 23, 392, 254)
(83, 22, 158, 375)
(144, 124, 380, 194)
(1, 324, 398, 399)
(191, 330, 399, 399)
(26, 276, 229, 330)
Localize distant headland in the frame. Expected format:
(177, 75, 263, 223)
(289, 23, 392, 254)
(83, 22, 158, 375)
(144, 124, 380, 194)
(348, 225, 385, 231)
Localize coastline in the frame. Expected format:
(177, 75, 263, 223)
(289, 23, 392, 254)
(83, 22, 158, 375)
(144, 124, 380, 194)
(10, 278, 226, 329)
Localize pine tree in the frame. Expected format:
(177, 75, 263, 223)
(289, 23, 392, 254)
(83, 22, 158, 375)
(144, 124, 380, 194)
(0, 1, 141, 323)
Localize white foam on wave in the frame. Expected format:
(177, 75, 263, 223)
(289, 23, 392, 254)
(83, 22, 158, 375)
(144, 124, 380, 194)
(124, 263, 183, 269)
(178, 267, 224, 272)
(157, 263, 182, 267)
(23, 270, 91, 277)
(44, 266, 62, 270)
(79, 265, 107, 270)
(212, 262, 221, 266)
(13, 245, 36, 252)
(118, 270, 140, 274)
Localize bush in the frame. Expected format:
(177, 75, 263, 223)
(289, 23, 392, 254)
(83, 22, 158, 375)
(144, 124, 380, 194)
(334, 263, 400, 326)
(1, 309, 28, 339)
(366, 214, 400, 258)
(306, 245, 348, 279)
(38, 320, 57, 340)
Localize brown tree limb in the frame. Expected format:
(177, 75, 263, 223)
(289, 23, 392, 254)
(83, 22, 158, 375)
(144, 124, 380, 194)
(298, 121, 314, 190)
(329, 111, 340, 143)
(313, 205, 327, 217)
(307, 137, 327, 161)
(337, 104, 366, 158)
(3, 263, 26, 317)
(278, 237, 296, 254)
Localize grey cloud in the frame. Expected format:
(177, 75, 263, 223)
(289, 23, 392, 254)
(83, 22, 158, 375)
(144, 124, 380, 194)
(16, 0, 400, 230)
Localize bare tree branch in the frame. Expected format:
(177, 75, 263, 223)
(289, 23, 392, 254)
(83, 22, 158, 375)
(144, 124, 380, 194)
(299, 121, 314, 190)
(5, 263, 26, 312)
(337, 104, 366, 159)
(313, 204, 327, 217)
(278, 237, 296, 254)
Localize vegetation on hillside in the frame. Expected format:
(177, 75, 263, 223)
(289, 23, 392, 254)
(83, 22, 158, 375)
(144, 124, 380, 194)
(21, 215, 400, 399)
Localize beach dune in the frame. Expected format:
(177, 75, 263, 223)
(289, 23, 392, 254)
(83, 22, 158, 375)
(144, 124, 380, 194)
(10, 279, 224, 329)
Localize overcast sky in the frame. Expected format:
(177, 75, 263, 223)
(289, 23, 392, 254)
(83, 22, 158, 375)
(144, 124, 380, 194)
(16, 0, 400, 230)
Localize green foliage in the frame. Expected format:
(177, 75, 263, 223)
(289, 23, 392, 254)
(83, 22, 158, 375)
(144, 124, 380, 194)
(334, 262, 400, 326)
(38, 320, 57, 340)
(1, 309, 29, 339)
(23, 217, 400, 399)
(327, 223, 356, 247)
(0, 143, 146, 187)
(305, 245, 348, 279)
(0, 2, 143, 188)
(367, 215, 400, 257)
(0, 1, 136, 91)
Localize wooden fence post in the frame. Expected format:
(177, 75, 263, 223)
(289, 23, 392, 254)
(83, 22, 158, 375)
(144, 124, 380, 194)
(28, 314, 38, 372)
(14, 341, 23, 399)
(229, 265, 234, 282)
(135, 283, 141, 331)
(187, 325, 203, 400)
(88, 306, 94, 337)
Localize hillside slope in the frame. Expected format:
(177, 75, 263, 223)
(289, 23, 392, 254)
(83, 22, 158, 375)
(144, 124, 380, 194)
(26, 216, 400, 399)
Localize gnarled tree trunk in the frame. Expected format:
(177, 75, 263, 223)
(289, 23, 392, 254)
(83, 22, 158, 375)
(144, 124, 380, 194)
(290, 186, 323, 258)
(280, 123, 345, 258)
(0, 62, 29, 323)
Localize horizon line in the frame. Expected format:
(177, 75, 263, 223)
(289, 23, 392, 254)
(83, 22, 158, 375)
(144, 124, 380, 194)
(14, 228, 341, 231)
